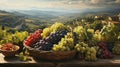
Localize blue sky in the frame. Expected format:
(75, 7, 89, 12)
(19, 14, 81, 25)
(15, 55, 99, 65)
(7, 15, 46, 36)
(0, 0, 120, 10)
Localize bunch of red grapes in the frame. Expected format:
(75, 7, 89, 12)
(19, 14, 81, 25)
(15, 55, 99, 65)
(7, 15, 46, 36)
(97, 42, 113, 59)
(24, 29, 42, 47)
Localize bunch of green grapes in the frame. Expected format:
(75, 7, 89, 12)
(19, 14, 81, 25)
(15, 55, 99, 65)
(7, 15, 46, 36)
(3, 33, 13, 43)
(85, 47, 97, 61)
(51, 22, 66, 32)
(13, 31, 29, 44)
(41, 28, 51, 38)
(87, 29, 94, 34)
(112, 41, 120, 55)
(93, 22, 119, 43)
(73, 26, 87, 42)
(42, 22, 66, 38)
(86, 29, 94, 40)
(0, 31, 28, 44)
(14, 31, 28, 42)
(75, 42, 88, 53)
(52, 32, 74, 51)
(93, 30, 103, 42)
(75, 42, 98, 61)
(100, 22, 119, 42)
(74, 42, 88, 60)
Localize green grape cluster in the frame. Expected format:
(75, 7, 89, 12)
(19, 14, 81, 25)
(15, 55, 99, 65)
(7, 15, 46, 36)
(85, 47, 97, 61)
(52, 32, 74, 51)
(0, 31, 28, 44)
(41, 28, 51, 38)
(112, 41, 120, 55)
(75, 42, 88, 60)
(73, 26, 87, 42)
(51, 22, 66, 32)
(42, 22, 66, 38)
(75, 42, 97, 61)
(95, 23, 119, 42)
(12, 31, 29, 44)
(93, 30, 103, 42)
(86, 29, 94, 40)
(93, 22, 119, 43)
(18, 50, 31, 61)
(75, 42, 88, 53)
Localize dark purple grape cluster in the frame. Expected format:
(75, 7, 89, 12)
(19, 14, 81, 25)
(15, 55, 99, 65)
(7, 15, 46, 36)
(33, 30, 68, 51)
(45, 30, 68, 44)
(107, 43, 114, 52)
(97, 42, 113, 59)
(33, 39, 53, 51)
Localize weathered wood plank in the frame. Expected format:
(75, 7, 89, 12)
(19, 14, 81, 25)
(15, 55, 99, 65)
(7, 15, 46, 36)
(0, 53, 120, 67)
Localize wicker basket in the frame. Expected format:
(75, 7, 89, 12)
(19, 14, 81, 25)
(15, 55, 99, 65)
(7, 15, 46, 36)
(24, 44, 76, 60)
(0, 45, 19, 57)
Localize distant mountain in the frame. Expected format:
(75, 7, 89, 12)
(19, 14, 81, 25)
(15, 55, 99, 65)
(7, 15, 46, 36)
(0, 10, 50, 32)
(12, 8, 120, 22)
(0, 10, 25, 28)
(0, 8, 120, 31)
(14, 10, 74, 22)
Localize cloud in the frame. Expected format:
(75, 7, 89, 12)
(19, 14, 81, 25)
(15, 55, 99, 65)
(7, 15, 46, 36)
(116, 0, 120, 3)
(0, 0, 119, 10)
(0, 0, 63, 9)
(89, 0, 120, 9)
(0, 0, 91, 10)
(91, 0, 115, 4)
(91, 0, 104, 4)
(91, 0, 111, 3)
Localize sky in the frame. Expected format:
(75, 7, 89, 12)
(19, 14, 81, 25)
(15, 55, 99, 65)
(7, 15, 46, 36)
(0, 0, 120, 11)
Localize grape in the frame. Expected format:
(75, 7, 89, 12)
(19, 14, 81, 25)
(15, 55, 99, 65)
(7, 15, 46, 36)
(75, 42, 97, 61)
(25, 29, 42, 47)
(93, 31, 104, 42)
(41, 42, 53, 51)
(73, 26, 86, 42)
(41, 28, 51, 38)
(13, 31, 29, 44)
(73, 26, 92, 42)
(86, 29, 94, 41)
(75, 42, 88, 53)
(45, 30, 68, 44)
(107, 43, 114, 52)
(52, 32, 74, 51)
(112, 41, 120, 55)
(33, 30, 68, 51)
(75, 42, 88, 60)
(42, 22, 67, 38)
(0, 30, 28, 45)
(51, 22, 66, 32)
(85, 47, 97, 61)
(97, 23, 119, 43)
(97, 42, 113, 59)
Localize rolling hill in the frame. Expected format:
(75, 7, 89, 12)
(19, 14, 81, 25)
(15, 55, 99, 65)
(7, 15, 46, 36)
(0, 8, 120, 32)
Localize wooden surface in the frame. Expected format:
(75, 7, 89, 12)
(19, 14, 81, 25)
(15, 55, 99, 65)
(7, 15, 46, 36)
(0, 53, 120, 67)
